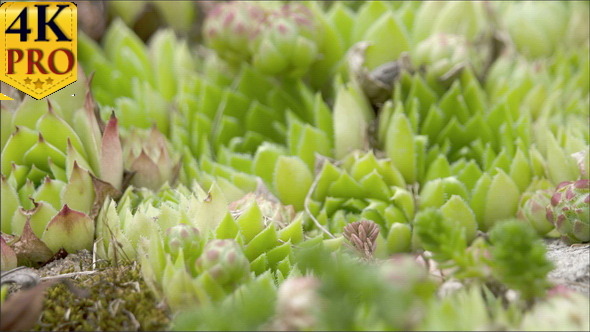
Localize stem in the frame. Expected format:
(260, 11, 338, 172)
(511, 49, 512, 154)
(304, 161, 335, 239)
(40, 270, 100, 281)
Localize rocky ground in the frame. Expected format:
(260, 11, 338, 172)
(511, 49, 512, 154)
(545, 239, 590, 296)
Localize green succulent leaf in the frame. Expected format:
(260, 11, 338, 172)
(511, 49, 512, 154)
(273, 156, 313, 210)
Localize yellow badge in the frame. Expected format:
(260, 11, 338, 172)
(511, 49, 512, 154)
(1, 2, 77, 100)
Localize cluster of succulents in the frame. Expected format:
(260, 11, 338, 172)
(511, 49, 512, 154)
(1, 76, 125, 269)
(79, 20, 195, 133)
(94, 182, 342, 311)
(2, 1, 589, 331)
(203, 2, 324, 78)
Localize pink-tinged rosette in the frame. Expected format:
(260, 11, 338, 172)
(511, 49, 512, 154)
(546, 180, 589, 243)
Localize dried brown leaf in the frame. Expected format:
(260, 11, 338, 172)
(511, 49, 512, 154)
(0, 280, 55, 331)
(0, 277, 89, 332)
(11, 220, 53, 268)
(89, 175, 121, 220)
(348, 42, 413, 107)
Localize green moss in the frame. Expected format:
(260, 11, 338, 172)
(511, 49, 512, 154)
(32, 263, 171, 331)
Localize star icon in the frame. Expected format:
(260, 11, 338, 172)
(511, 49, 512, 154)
(46, 77, 54, 85)
(24, 77, 32, 85)
(33, 79, 44, 89)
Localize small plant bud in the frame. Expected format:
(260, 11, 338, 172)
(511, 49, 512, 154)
(343, 219, 380, 259)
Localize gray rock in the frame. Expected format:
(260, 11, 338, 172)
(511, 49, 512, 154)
(544, 238, 590, 296)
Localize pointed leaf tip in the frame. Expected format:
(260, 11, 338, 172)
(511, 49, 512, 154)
(100, 113, 123, 190)
(0, 236, 18, 270)
(42, 204, 94, 253)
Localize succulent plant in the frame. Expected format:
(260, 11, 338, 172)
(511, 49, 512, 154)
(470, 170, 521, 231)
(546, 180, 590, 243)
(488, 219, 553, 301)
(203, 2, 268, 65)
(221, 196, 305, 276)
(97, 181, 310, 309)
(413, 33, 469, 73)
(418, 285, 517, 331)
(413, 208, 468, 267)
(1, 81, 123, 263)
(170, 66, 332, 203)
(229, 192, 296, 228)
(252, 4, 322, 78)
(333, 79, 374, 159)
(164, 224, 203, 270)
(95, 182, 230, 307)
(411, 33, 491, 85)
(122, 126, 181, 191)
(4, 1, 589, 330)
(413, 1, 490, 44)
(42, 205, 96, 254)
(519, 285, 590, 331)
(79, 21, 195, 132)
(517, 189, 554, 236)
(96, 182, 228, 262)
(202, 2, 327, 78)
(173, 271, 279, 331)
(378, 254, 432, 288)
(270, 276, 321, 331)
(195, 239, 251, 291)
(306, 151, 414, 256)
(500, 1, 570, 59)
(572, 149, 589, 179)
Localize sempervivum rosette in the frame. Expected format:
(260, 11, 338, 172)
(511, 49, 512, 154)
(306, 151, 415, 256)
(250, 3, 321, 78)
(497, 1, 589, 59)
(170, 58, 333, 203)
(517, 189, 554, 236)
(203, 2, 322, 78)
(1, 84, 123, 266)
(413, 33, 470, 76)
(546, 180, 590, 243)
(195, 239, 251, 292)
(122, 126, 181, 191)
(203, 2, 268, 64)
(411, 33, 490, 85)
